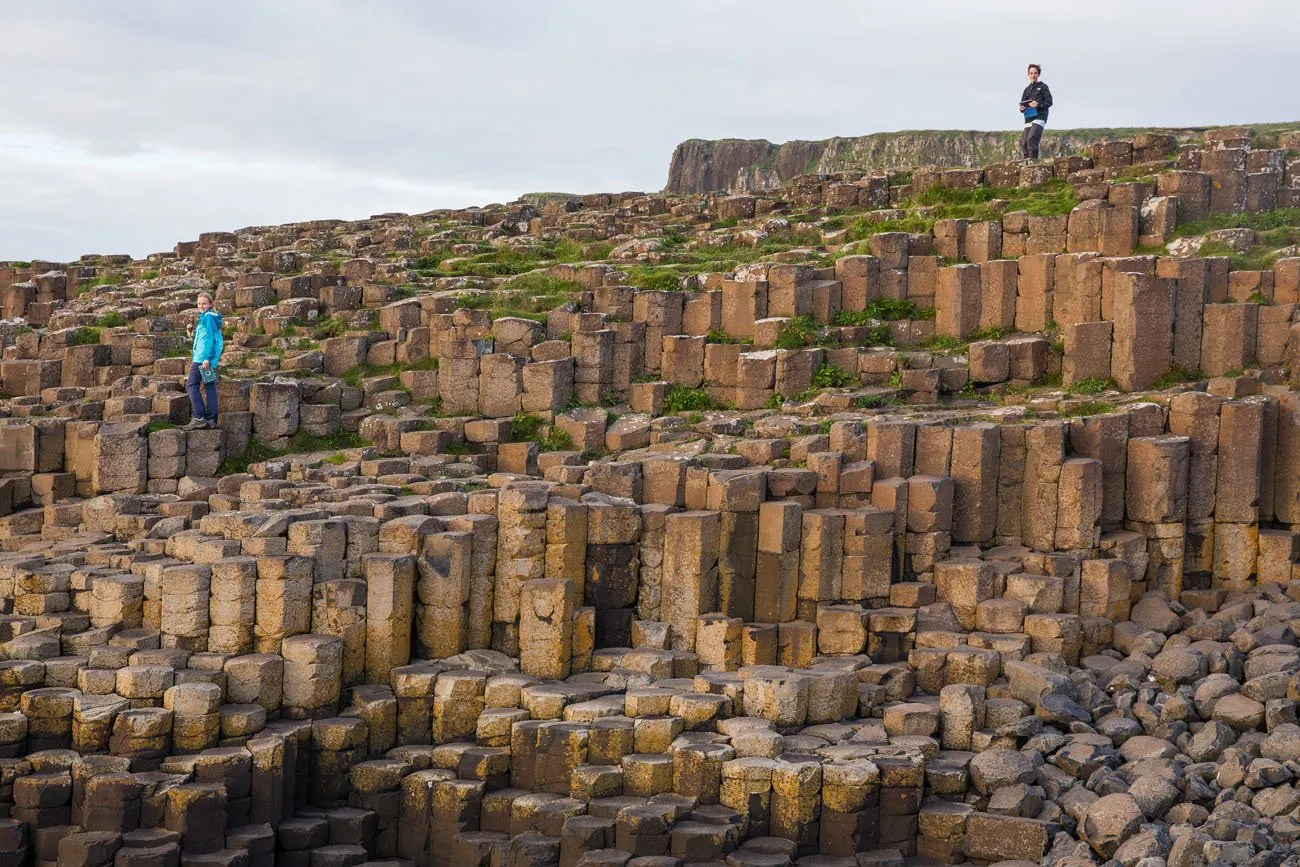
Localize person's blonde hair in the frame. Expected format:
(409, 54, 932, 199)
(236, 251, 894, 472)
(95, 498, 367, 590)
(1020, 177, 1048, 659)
(197, 292, 213, 304)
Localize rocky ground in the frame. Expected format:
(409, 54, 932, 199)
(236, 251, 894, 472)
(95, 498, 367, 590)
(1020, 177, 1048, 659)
(0, 126, 1299, 867)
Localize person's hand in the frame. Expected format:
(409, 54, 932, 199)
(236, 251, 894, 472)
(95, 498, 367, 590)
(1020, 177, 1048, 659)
(1029, 100, 1038, 107)
(202, 360, 211, 370)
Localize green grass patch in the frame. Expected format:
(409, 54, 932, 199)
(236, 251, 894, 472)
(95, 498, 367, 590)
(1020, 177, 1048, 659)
(845, 213, 934, 242)
(504, 410, 577, 454)
(810, 364, 857, 389)
(969, 325, 1008, 342)
(852, 394, 894, 409)
(70, 327, 102, 346)
(1065, 377, 1115, 395)
(76, 276, 114, 293)
(503, 271, 584, 297)
(625, 266, 686, 292)
(540, 427, 574, 452)
(218, 429, 366, 474)
(463, 271, 585, 321)
(1061, 401, 1115, 417)
(1152, 365, 1205, 389)
(323, 453, 349, 465)
(831, 319, 892, 346)
(928, 334, 966, 353)
(287, 429, 365, 453)
(140, 269, 160, 280)
(96, 311, 127, 328)
(663, 385, 715, 414)
(509, 411, 546, 443)
(774, 315, 819, 350)
(340, 357, 438, 387)
(539, 235, 599, 263)
(312, 317, 348, 340)
(218, 437, 282, 475)
(413, 235, 609, 280)
(844, 179, 1076, 242)
(1196, 240, 1285, 272)
(834, 298, 931, 325)
(145, 421, 176, 434)
(1178, 207, 1300, 238)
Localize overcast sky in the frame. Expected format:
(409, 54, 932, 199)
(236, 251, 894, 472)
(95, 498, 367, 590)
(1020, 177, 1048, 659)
(1, 0, 1295, 262)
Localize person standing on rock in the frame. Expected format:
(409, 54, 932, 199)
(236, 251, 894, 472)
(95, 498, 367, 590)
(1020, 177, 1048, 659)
(1019, 63, 1053, 160)
(184, 292, 224, 430)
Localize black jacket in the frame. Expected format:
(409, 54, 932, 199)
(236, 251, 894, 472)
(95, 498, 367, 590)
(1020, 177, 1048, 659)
(1020, 81, 1053, 122)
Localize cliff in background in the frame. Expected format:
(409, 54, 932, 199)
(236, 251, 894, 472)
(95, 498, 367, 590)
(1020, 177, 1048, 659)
(664, 126, 1260, 194)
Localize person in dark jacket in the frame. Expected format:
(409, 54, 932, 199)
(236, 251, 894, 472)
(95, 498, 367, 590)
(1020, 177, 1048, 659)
(184, 292, 224, 430)
(1019, 63, 1053, 160)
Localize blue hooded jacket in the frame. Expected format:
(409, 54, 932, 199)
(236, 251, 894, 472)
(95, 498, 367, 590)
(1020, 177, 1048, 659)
(192, 309, 224, 368)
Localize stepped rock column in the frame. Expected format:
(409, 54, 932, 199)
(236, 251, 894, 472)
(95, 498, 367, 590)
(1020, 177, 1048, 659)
(208, 557, 257, 655)
(756, 501, 801, 623)
(281, 634, 343, 719)
(1110, 272, 1173, 390)
(160, 564, 211, 651)
(519, 578, 576, 681)
(311, 578, 368, 685)
(711, 471, 763, 623)
(416, 532, 473, 659)
(585, 496, 641, 648)
(951, 423, 1001, 544)
(254, 555, 313, 655)
(661, 511, 720, 651)
(1022, 422, 1065, 553)
(820, 759, 880, 856)
(636, 504, 673, 623)
(492, 483, 549, 655)
(89, 573, 144, 631)
(446, 512, 499, 650)
(1214, 397, 1266, 588)
(363, 552, 415, 685)
(1126, 435, 1191, 598)
(798, 510, 845, 620)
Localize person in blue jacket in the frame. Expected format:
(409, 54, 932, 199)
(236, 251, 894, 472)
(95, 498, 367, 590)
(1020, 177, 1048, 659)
(184, 292, 224, 430)
(1019, 63, 1054, 160)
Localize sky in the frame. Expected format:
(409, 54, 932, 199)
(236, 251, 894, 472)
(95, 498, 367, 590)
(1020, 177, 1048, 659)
(0, 0, 1295, 262)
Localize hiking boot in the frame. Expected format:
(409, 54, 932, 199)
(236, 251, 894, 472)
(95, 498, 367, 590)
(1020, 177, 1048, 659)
(181, 418, 208, 431)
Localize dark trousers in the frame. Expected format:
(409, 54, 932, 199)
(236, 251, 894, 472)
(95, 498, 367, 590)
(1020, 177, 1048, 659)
(186, 363, 218, 422)
(1021, 122, 1045, 159)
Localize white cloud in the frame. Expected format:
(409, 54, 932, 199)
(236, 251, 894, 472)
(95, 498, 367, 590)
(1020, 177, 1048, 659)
(0, 133, 515, 260)
(0, 0, 1296, 260)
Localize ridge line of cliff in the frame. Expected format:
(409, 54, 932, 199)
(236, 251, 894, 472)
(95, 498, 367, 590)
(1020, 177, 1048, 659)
(664, 125, 1294, 195)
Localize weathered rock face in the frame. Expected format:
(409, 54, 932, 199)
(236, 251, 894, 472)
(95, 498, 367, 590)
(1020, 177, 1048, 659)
(6, 123, 1300, 865)
(665, 128, 1211, 194)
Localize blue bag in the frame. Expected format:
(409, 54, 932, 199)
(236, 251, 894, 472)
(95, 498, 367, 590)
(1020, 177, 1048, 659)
(1022, 105, 1038, 121)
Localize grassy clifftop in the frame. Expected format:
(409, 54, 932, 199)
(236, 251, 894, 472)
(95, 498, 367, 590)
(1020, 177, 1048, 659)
(665, 123, 1299, 194)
